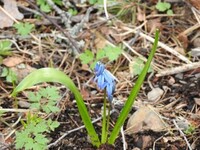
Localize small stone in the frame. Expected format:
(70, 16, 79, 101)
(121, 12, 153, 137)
(168, 76, 175, 85)
(147, 88, 164, 101)
(176, 117, 189, 130)
(126, 105, 168, 134)
(18, 101, 30, 108)
(175, 73, 183, 80)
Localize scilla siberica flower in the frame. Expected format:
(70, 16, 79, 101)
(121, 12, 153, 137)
(94, 62, 116, 102)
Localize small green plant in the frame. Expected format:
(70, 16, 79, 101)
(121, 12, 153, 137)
(88, 0, 103, 5)
(15, 113, 60, 150)
(36, 0, 63, 13)
(156, 1, 173, 15)
(0, 40, 12, 63)
(79, 45, 122, 69)
(184, 125, 196, 135)
(68, 8, 78, 16)
(0, 40, 12, 56)
(27, 86, 60, 113)
(12, 30, 159, 147)
(1, 67, 17, 84)
(129, 57, 153, 76)
(13, 22, 35, 36)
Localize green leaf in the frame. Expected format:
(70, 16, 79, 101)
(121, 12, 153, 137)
(30, 103, 40, 110)
(0, 40, 12, 56)
(15, 131, 28, 149)
(108, 29, 159, 144)
(34, 133, 49, 145)
(24, 139, 34, 150)
(47, 119, 60, 131)
(53, 0, 63, 6)
(1, 68, 18, 83)
(103, 45, 122, 61)
(88, 0, 97, 4)
(129, 57, 153, 76)
(28, 92, 41, 102)
(13, 22, 34, 36)
(79, 50, 94, 64)
(96, 49, 105, 60)
(68, 8, 78, 16)
(40, 3, 51, 12)
(36, 0, 51, 12)
(34, 121, 48, 133)
(1, 67, 8, 77)
(156, 2, 171, 12)
(11, 68, 100, 147)
(43, 86, 60, 100)
(167, 9, 173, 15)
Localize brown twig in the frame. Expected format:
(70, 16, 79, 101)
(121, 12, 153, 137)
(25, 0, 81, 54)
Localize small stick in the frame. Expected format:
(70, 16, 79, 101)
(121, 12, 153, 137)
(122, 27, 192, 64)
(173, 119, 192, 150)
(48, 110, 116, 148)
(123, 41, 161, 72)
(156, 61, 200, 77)
(120, 126, 127, 150)
(25, 0, 81, 54)
(47, 116, 102, 148)
(104, 0, 109, 19)
(0, 108, 32, 113)
(45, 0, 70, 27)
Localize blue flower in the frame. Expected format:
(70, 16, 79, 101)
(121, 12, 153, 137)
(94, 62, 116, 102)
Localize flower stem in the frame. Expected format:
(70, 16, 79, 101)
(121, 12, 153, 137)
(106, 102, 111, 137)
(101, 90, 107, 144)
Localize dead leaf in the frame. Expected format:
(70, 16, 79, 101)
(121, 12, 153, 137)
(3, 56, 24, 67)
(80, 87, 90, 99)
(0, 0, 24, 28)
(94, 31, 107, 49)
(177, 33, 188, 49)
(125, 105, 168, 134)
(193, 37, 200, 47)
(146, 18, 163, 33)
(186, 0, 200, 10)
(194, 98, 200, 106)
(174, 46, 186, 56)
(137, 6, 145, 22)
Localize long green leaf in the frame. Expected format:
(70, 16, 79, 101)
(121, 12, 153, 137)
(11, 68, 100, 147)
(108, 30, 160, 144)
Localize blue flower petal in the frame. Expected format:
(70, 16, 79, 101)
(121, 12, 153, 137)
(106, 82, 115, 101)
(97, 74, 105, 89)
(95, 62, 105, 76)
(94, 61, 116, 102)
(103, 70, 115, 84)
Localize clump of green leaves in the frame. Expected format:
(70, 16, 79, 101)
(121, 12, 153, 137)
(27, 86, 60, 113)
(88, 0, 103, 5)
(156, 1, 173, 15)
(79, 45, 122, 68)
(0, 40, 12, 63)
(15, 114, 60, 150)
(13, 22, 35, 36)
(184, 124, 196, 135)
(0, 40, 12, 56)
(129, 57, 153, 77)
(36, 0, 63, 13)
(68, 8, 78, 16)
(1, 67, 18, 84)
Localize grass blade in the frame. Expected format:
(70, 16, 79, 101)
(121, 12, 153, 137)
(108, 29, 160, 144)
(11, 68, 100, 147)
